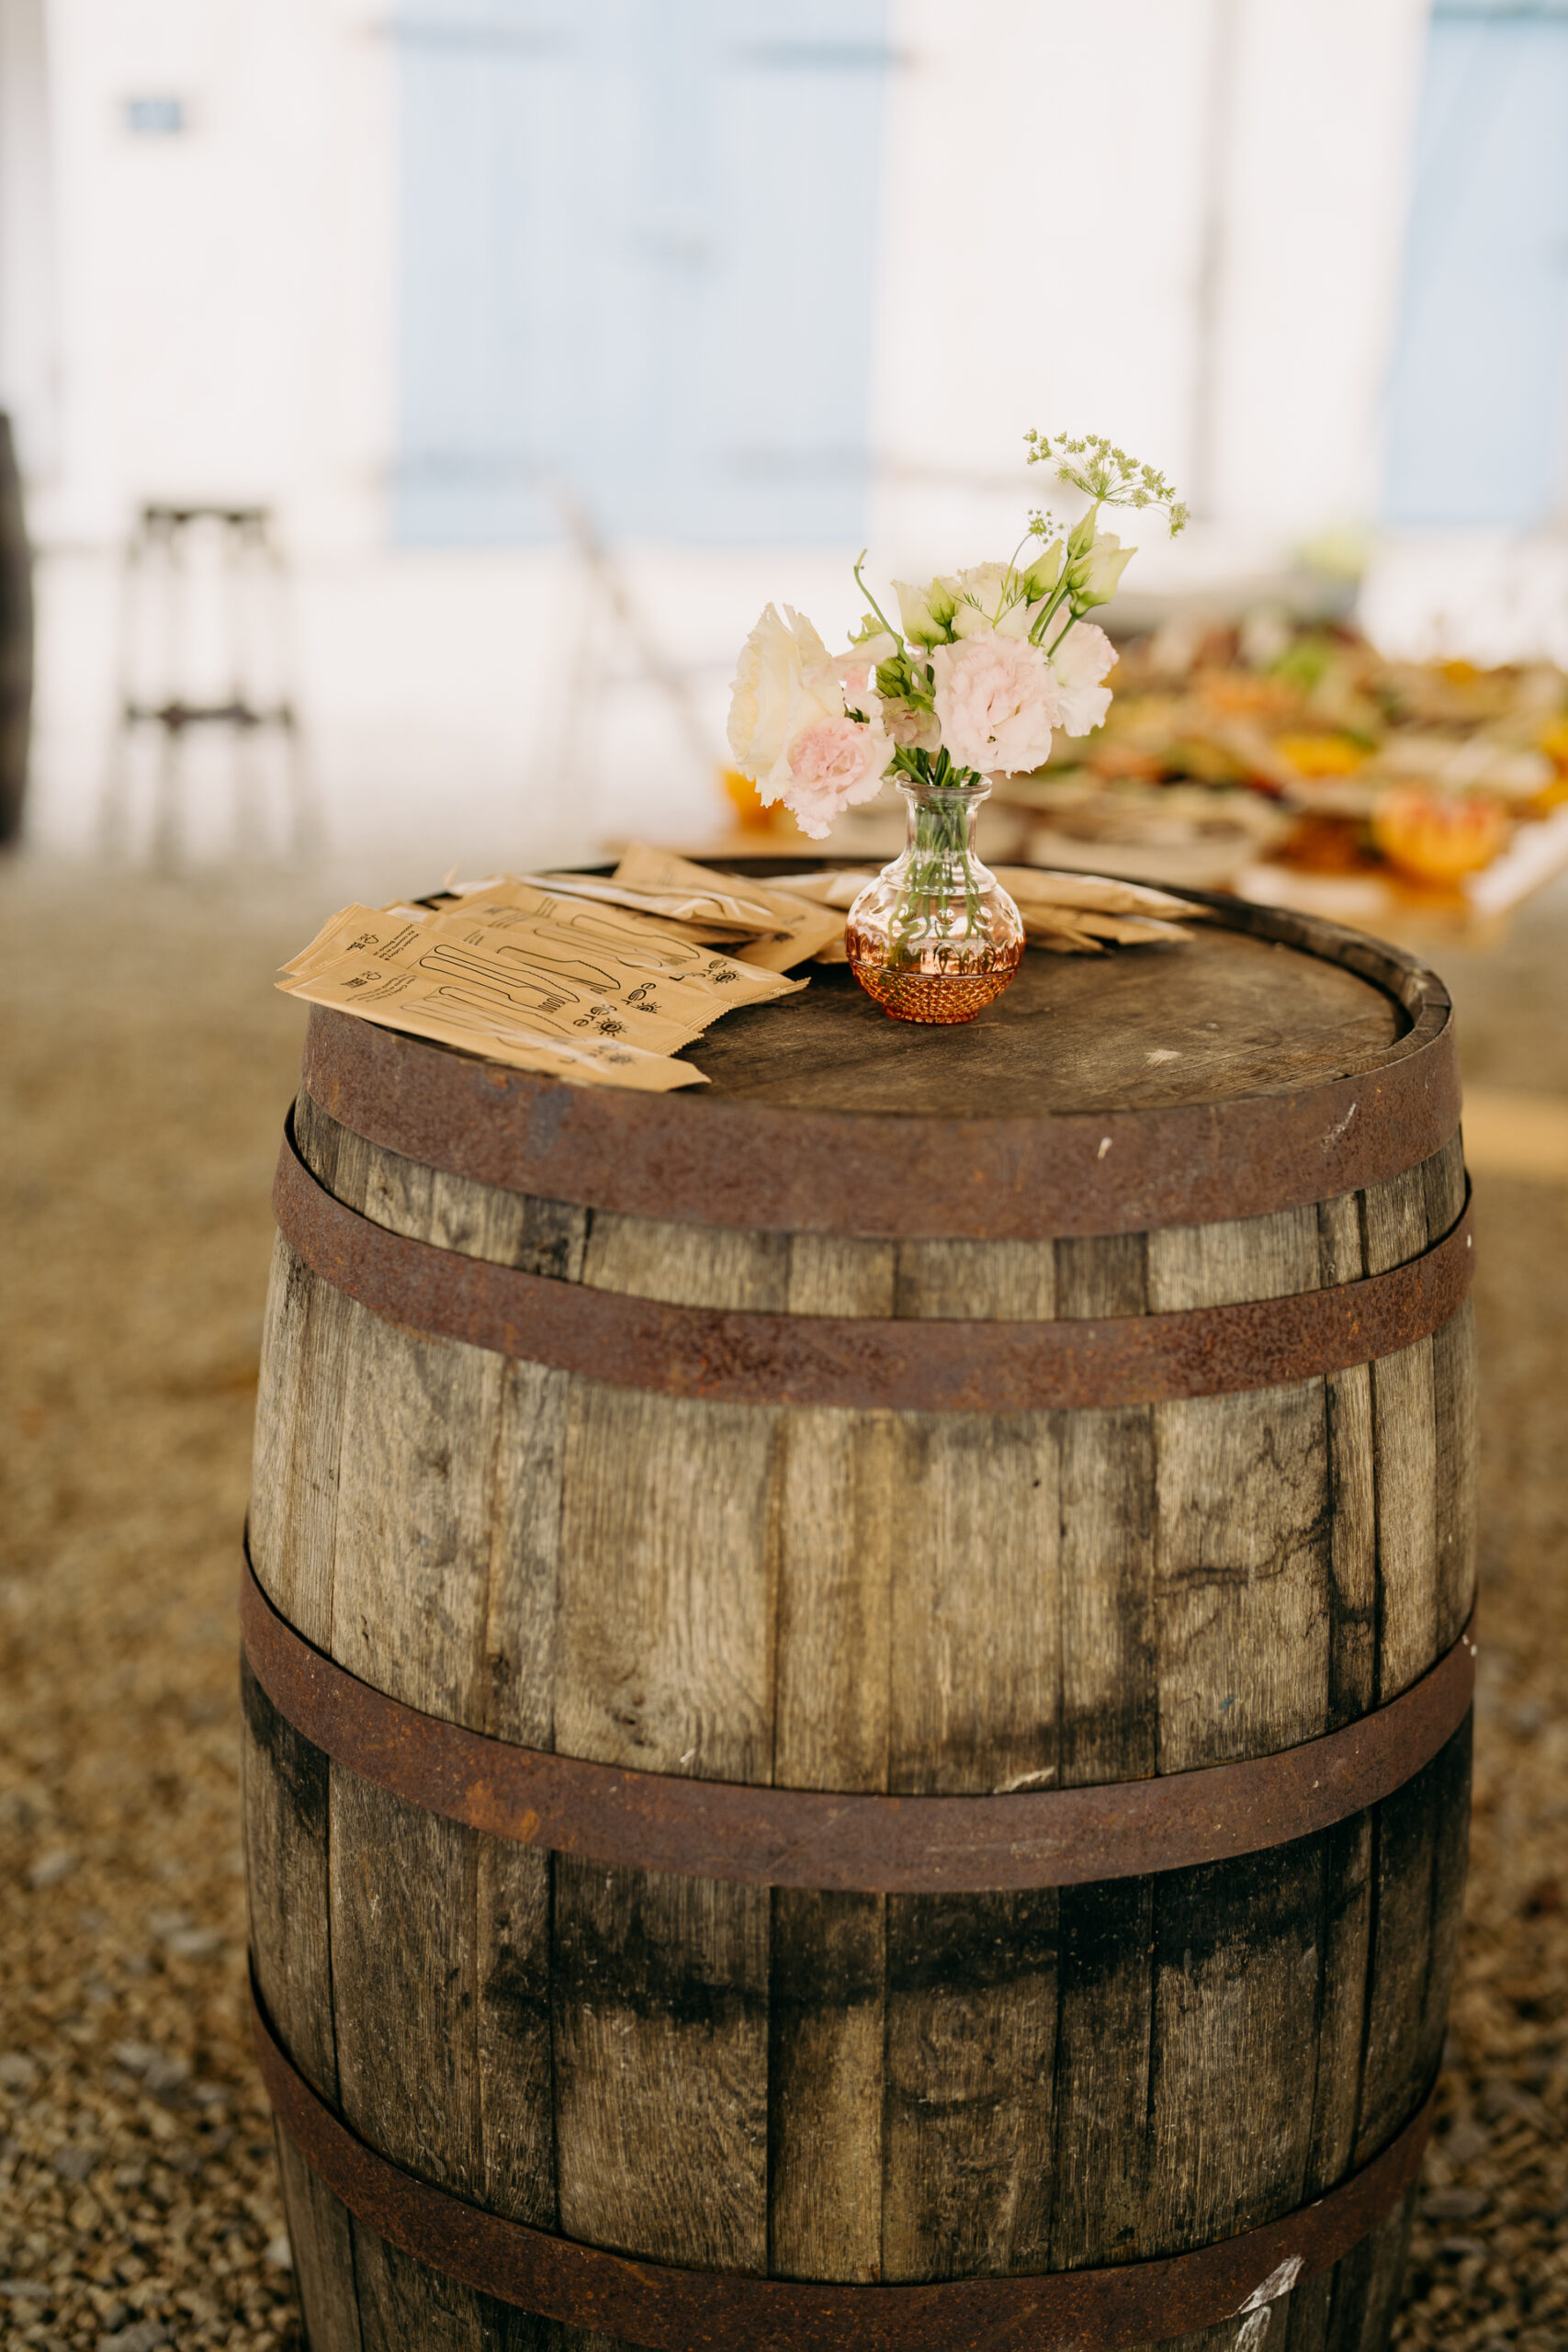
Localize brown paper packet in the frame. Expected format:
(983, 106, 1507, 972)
(278, 906, 705, 1055)
(775, 869, 875, 910)
(613, 846, 845, 970)
(281, 899, 800, 1053)
(277, 912, 713, 1085)
(278, 960, 705, 1089)
(426, 884, 805, 1012)
(280, 905, 417, 980)
(503, 872, 773, 942)
(992, 866, 1208, 920)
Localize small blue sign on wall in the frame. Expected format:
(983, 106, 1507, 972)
(1384, 0, 1568, 527)
(393, 0, 890, 547)
(124, 96, 187, 136)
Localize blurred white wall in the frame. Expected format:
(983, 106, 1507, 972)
(872, 0, 1428, 571)
(0, 0, 1445, 874)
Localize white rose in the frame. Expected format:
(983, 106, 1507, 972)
(727, 604, 833, 781)
(1050, 619, 1117, 736)
(931, 628, 1063, 777)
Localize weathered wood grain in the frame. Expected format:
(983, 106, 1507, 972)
(1055, 1234, 1156, 1790)
(767, 1887, 885, 2281)
(545, 1195, 784, 2278)
(1044, 1239, 1160, 2283)
(243, 1661, 364, 2351)
(548, 1380, 777, 2271)
(582, 1205, 788, 1309)
(476, 1838, 556, 2228)
(1303, 1815, 1375, 2200)
(1429, 1299, 1478, 1652)
(690, 924, 1404, 1115)
(894, 1237, 1055, 1320)
(554, 1384, 779, 1781)
(551, 1857, 770, 2269)
(1143, 1849, 1321, 2253)
(1364, 1167, 1440, 1701)
(887, 1408, 1060, 1796)
(1318, 1194, 1377, 1734)
(1148, 1207, 1331, 1771)
(249, 930, 1468, 2348)
(242, 1662, 336, 2100)
(1048, 1877, 1155, 2269)
(1354, 1728, 1471, 2168)
(329, 1772, 483, 2192)
(881, 1890, 1058, 2280)
(273, 2130, 365, 2352)
(768, 1240, 895, 2283)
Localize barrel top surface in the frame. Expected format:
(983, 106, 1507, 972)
(689, 923, 1402, 1116)
(299, 887, 1461, 1238)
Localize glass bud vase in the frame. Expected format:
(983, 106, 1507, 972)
(845, 780, 1025, 1023)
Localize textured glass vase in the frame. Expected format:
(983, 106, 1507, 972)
(845, 779, 1025, 1023)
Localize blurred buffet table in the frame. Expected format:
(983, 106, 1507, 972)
(702, 617, 1568, 946)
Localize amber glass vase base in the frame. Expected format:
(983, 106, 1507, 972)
(846, 942, 1024, 1025)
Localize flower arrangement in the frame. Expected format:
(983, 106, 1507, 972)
(726, 431, 1187, 841)
(726, 432, 1187, 1023)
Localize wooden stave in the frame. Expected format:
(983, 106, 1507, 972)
(254, 1092, 1476, 1767)
(247, 991, 1476, 2346)
(243, 1657, 1467, 2346)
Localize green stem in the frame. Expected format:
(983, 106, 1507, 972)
(852, 550, 901, 645)
(887, 786, 985, 970)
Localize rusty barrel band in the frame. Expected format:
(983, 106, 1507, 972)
(298, 887, 1460, 1245)
(242, 1547, 1476, 1894)
(253, 1977, 1434, 2352)
(273, 1113, 1474, 1416)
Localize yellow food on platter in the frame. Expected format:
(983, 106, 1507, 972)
(1371, 788, 1511, 885)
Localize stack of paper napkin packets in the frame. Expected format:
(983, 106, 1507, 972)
(278, 843, 1204, 1091)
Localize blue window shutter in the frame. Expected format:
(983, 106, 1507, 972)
(1383, 6, 1568, 526)
(394, 0, 889, 546)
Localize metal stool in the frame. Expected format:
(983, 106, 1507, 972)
(100, 503, 317, 865)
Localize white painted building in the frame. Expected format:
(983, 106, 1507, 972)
(0, 0, 1563, 874)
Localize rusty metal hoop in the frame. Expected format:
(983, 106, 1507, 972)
(254, 1979, 1433, 2352)
(272, 1114, 1474, 1415)
(242, 1549, 1475, 1894)
(297, 885, 1460, 1242)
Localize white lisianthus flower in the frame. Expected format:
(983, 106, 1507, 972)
(948, 561, 1043, 642)
(727, 604, 832, 782)
(1049, 619, 1117, 736)
(894, 577, 958, 646)
(729, 605, 895, 837)
(834, 630, 898, 700)
(931, 628, 1063, 777)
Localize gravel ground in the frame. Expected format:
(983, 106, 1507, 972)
(1, 858, 1564, 2350)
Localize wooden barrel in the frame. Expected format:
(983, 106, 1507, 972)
(243, 889, 1476, 2352)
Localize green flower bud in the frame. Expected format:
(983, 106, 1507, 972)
(894, 576, 958, 646)
(1067, 532, 1135, 608)
(1066, 507, 1099, 560)
(1021, 540, 1064, 600)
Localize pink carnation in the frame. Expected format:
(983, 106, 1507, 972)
(782, 717, 889, 839)
(931, 628, 1062, 776)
